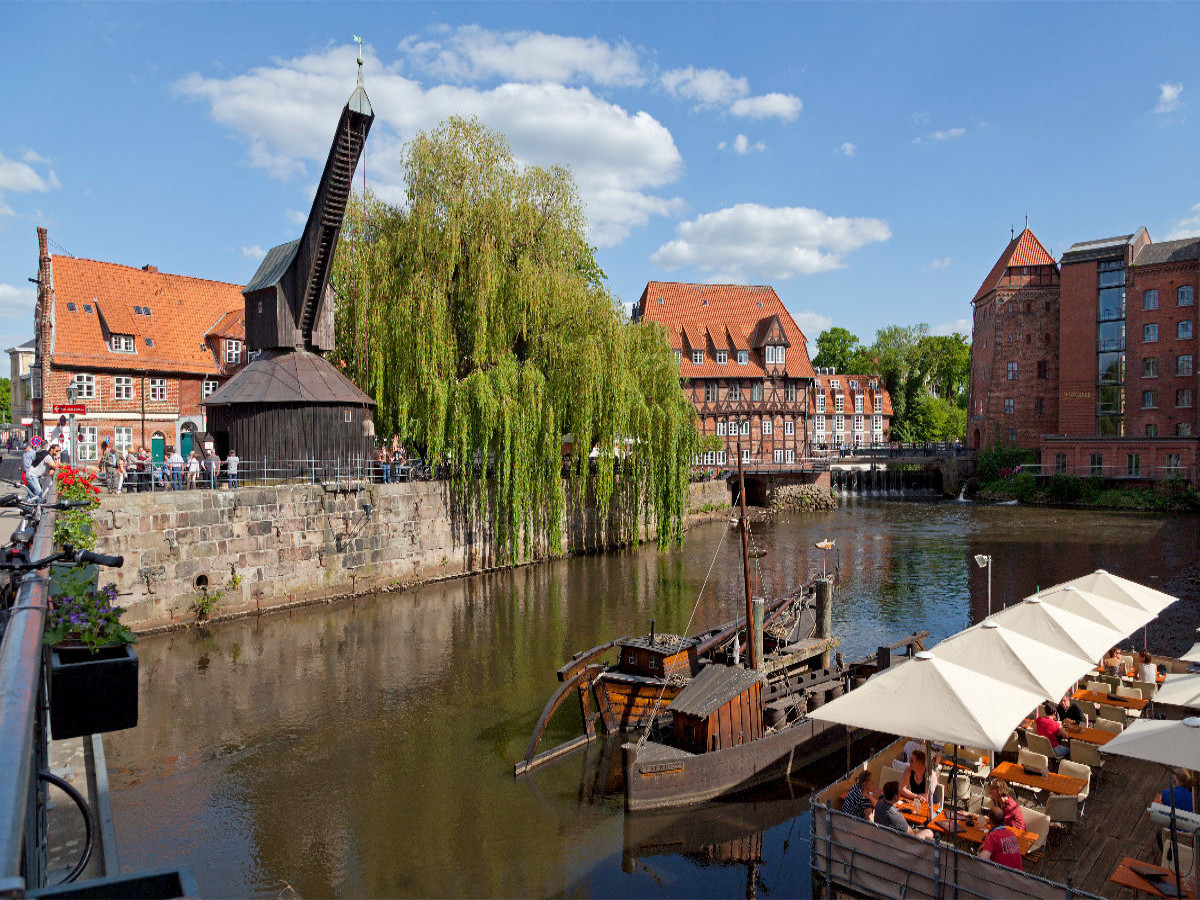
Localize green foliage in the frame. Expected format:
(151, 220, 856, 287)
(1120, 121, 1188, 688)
(976, 446, 1037, 482)
(191, 588, 222, 622)
(812, 327, 863, 372)
(44, 577, 136, 653)
(52, 464, 102, 551)
(1043, 474, 1084, 503)
(331, 117, 698, 562)
(0, 378, 10, 424)
(1009, 472, 1038, 503)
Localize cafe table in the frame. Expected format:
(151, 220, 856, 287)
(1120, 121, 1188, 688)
(1110, 856, 1195, 898)
(895, 798, 1037, 854)
(991, 761, 1087, 797)
(1021, 718, 1117, 746)
(1073, 689, 1150, 711)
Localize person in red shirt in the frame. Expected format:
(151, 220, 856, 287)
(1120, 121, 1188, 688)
(1035, 701, 1070, 759)
(986, 781, 1026, 831)
(979, 806, 1023, 870)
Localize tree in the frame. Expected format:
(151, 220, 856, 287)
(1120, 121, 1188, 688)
(0, 379, 9, 424)
(331, 117, 699, 562)
(811, 327, 862, 372)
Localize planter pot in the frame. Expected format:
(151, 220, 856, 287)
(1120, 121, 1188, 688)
(49, 643, 138, 739)
(48, 561, 99, 598)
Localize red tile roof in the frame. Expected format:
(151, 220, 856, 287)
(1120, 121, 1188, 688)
(50, 256, 244, 375)
(972, 228, 1057, 302)
(813, 373, 893, 417)
(636, 282, 816, 379)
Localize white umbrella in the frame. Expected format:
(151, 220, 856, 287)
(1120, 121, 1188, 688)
(1058, 569, 1177, 616)
(1154, 674, 1200, 710)
(931, 620, 1094, 701)
(808, 650, 1047, 751)
(990, 596, 1124, 663)
(1181, 642, 1200, 664)
(1031, 584, 1157, 635)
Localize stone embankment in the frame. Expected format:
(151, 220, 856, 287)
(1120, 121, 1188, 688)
(94, 478, 731, 632)
(769, 484, 838, 513)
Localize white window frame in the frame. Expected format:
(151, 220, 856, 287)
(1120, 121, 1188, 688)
(716, 421, 727, 436)
(785, 449, 795, 463)
(815, 394, 825, 414)
(113, 376, 133, 401)
(225, 339, 243, 364)
(1180, 286, 1195, 307)
(114, 426, 133, 452)
(784, 420, 794, 436)
(716, 349, 728, 364)
(737, 350, 749, 365)
(705, 382, 717, 402)
(741, 448, 751, 462)
(717, 450, 727, 465)
(71, 373, 95, 399)
(785, 382, 796, 402)
(835, 395, 845, 414)
(777, 346, 786, 364)
(149, 378, 168, 401)
(762, 419, 773, 435)
(774, 449, 784, 463)
(1179, 321, 1194, 340)
(691, 349, 704, 364)
(814, 415, 826, 435)
(873, 414, 882, 433)
(740, 420, 750, 436)
(834, 414, 845, 435)
(673, 349, 681, 363)
(854, 395, 864, 413)
(854, 414, 864, 433)
(1145, 324, 1159, 342)
(77, 426, 98, 462)
(728, 383, 741, 401)
(765, 346, 776, 364)
(202, 379, 219, 398)
(752, 383, 763, 401)
(110, 334, 136, 353)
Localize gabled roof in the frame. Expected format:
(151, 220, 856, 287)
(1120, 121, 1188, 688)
(972, 229, 1057, 302)
(202, 349, 373, 406)
(206, 309, 245, 339)
(1132, 237, 1200, 268)
(244, 240, 299, 295)
(49, 256, 243, 375)
(636, 282, 816, 379)
(669, 664, 763, 718)
(813, 373, 893, 417)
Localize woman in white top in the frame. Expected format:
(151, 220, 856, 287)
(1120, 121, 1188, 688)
(1138, 649, 1157, 684)
(186, 452, 201, 489)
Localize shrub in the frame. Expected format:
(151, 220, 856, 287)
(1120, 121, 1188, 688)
(977, 447, 1036, 483)
(1044, 474, 1084, 503)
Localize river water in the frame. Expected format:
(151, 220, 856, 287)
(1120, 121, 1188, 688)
(104, 499, 1200, 898)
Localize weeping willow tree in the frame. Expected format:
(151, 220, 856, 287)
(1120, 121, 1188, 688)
(331, 116, 699, 562)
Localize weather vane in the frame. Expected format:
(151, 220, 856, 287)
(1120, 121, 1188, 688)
(353, 34, 365, 63)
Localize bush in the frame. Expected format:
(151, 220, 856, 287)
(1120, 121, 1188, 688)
(1010, 472, 1038, 503)
(1044, 474, 1083, 503)
(977, 446, 1037, 483)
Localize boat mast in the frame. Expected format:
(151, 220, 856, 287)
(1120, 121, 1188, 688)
(736, 440, 759, 670)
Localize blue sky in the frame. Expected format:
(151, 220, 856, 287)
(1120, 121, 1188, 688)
(3, 3, 1200, 359)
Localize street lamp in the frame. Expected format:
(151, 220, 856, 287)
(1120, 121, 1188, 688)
(974, 554, 992, 616)
(65, 383, 78, 465)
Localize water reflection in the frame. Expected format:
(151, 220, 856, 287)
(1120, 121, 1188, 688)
(106, 500, 1200, 898)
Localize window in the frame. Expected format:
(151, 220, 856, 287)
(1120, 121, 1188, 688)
(717, 450, 727, 465)
(835, 395, 845, 414)
(1035, 397, 1045, 414)
(1145, 324, 1159, 342)
(1007, 362, 1018, 380)
(785, 382, 796, 402)
(716, 349, 728, 364)
(1179, 355, 1194, 377)
(1098, 287, 1125, 321)
(762, 419, 773, 435)
(202, 380, 218, 398)
(1004, 398, 1014, 415)
(1180, 286, 1195, 306)
(833, 414, 845, 434)
(774, 449, 784, 463)
(1146, 424, 1159, 437)
(1178, 388, 1193, 408)
(71, 373, 95, 399)
(145, 338, 154, 347)
(752, 383, 762, 401)
(77, 426, 97, 462)
(1144, 357, 1159, 378)
(728, 383, 741, 401)
(716, 420, 727, 436)
(765, 346, 775, 364)
(1127, 454, 1141, 477)
(149, 378, 167, 401)
(66, 302, 77, 312)
(704, 382, 717, 402)
(741, 448, 750, 463)
(113, 376, 133, 401)
(1167, 452, 1184, 471)
(1142, 390, 1157, 409)
(110, 334, 136, 353)
(814, 415, 826, 435)
(737, 350, 749, 365)
(784, 420, 794, 436)
(114, 426, 133, 452)
(854, 394, 864, 413)
(1180, 321, 1194, 340)
(1054, 453, 1067, 474)
(1178, 424, 1193, 437)
(648, 657, 658, 671)
(777, 346, 786, 364)
(691, 349, 704, 364)
(1008, 428, 1017, 445)
(673, 349, 681, 363)
(226, 339, 242, 364)
(872, 414, 882, 432)
(830, 379, 840, 390)
(1089, 453, 1103, 476)
(785, 449, 795, 463)
(740, 420, 750, 436)
(1037, 360, 1048, 380)
(815, 394, 825, 413)
(854, 414, 864, 433)
(1144, 289, 1159, 310)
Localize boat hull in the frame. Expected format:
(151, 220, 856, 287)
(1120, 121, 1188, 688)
(622, 716, 849, 812)
(594, 673, 683, 732)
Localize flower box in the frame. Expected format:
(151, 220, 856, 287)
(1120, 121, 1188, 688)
(48, 561, 98, 598)
(49, 643, 138, 739)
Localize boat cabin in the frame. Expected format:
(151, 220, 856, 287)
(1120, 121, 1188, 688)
(668, 665, 764, 754)
(616, 635, 700, 678)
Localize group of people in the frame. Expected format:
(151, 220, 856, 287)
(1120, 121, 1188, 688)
(19, 438, 60, 501)
(841, 746, 1027, 872)
(1032, 694, 1089, 760)
(1102, 645, 1158, 682)
(374, 445, 408, 483)
(95, 442, 240, 492)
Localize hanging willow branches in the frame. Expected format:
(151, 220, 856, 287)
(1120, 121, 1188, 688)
(331, 116, 699, 562)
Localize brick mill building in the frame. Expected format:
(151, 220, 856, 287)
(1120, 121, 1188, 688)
(969, 226, 1200, 480)
(31, 227, 246, 462)
(634, 281, 892, 468)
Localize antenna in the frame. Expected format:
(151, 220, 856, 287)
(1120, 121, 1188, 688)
(1011, 224, 1014, 241)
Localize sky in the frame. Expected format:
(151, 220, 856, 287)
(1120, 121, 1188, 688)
(3, 2, 1200, 360)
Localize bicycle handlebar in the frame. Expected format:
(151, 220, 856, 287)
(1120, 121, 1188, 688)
(76, 550, 123, 568)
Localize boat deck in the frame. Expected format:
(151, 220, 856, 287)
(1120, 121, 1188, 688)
(1028, 752, 1180, 898)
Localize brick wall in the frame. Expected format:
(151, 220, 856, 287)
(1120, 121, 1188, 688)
(1058, 260, 1100, 435)
(94, 478, 732, 631)
(1126, 261, 1200, 439)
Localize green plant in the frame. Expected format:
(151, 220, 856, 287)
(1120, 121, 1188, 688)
(191, 588, 223, 622)
(227, 570, 243, 589)
(44, 574, 136, 653)
(1044, 474, 1084, 503)
(976, 447, 1036, 483)
(52, 464, 102, 550)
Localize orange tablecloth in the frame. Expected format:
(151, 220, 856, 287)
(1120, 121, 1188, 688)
(1110, 856, 1195, 898)
(991, 761, 1087, 797)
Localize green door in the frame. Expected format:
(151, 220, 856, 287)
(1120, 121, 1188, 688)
(151, 436, 165, 465)
(181, 432, 193, 459)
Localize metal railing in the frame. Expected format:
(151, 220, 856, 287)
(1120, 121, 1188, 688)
(1018, 463, 1189, 480)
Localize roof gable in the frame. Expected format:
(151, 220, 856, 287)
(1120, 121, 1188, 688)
(972, 229, 1057, 302)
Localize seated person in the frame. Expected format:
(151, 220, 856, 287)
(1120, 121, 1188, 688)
(1034, 701, 1070, 759)
(1163, 770, 1194, 813)
(875, 780, 934, 841)
(1138, 649, 1158, 684)
(841, 770, 877, 821)
(1057, 693, 1085, 726)
(978, 806, 1023, 871)
(1102, 646, 1125, 676)
(899, 749, 932, 802)
(986, 780, 1026, 831)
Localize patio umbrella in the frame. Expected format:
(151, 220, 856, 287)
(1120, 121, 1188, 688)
(1152, 673, 1200, 710)
(989, 596, 1124, 664)
(1180, 643, 1200, 664)
(1058, 570, 1177, 616)
(930, 620, 1094, 702)
(1031, 584, 1157, 635)
(808, 650, 1047, 751)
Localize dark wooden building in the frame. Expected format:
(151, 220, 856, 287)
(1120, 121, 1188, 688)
(204, 58, 376, 465)
(669, 665, 764, 754)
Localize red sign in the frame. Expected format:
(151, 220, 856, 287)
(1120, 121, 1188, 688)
(51, 404, 87, 415)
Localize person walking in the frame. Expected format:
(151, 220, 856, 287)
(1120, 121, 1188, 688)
(186, 451, 201, 489)
(168, 446, 184, 491)
(226, 450, 240, 489)
(21, 438, 54, 502)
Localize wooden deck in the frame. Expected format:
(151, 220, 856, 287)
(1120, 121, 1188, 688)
(1029, 752, 1181, 898)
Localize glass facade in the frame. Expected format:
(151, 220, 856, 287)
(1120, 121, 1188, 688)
(1096, 260, 1125, 435)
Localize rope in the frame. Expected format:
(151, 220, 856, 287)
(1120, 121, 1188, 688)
(636, 520, 730, 750)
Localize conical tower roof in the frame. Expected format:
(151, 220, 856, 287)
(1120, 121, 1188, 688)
(972, 228, 1057, 302)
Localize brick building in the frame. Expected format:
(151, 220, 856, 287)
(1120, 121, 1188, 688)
(32, 227, 245, 462)
(634, 281, 891, 467)
(811, 370, 892, 451)
(969, 226, 1200, 480)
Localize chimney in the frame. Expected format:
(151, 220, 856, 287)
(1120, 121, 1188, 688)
(142, 264, 158, 273)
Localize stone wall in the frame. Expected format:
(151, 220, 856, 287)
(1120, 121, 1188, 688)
(95, 477, 732, 631)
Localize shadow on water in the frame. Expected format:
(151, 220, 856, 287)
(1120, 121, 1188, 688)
(103, 500, 1200, 898)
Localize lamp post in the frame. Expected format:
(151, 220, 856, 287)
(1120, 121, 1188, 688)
(974, 554, 992, 616)
(65, 383, 78, 465)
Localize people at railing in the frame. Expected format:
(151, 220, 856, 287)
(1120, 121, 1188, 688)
(978, 806, 1023, 870)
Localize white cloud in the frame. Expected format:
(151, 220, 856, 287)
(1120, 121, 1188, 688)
(1164, 202, 1200, 240)
(838, 142, 856, 157)
(933, 318, 971, 337)
(1156, 82, 1183, 114)
(651, 203, 891, 281)
(730, 134, 765, 155)
(284, 209, 307, 227)
(0, 283, 36, 320)
(0, 150, 59, 220)
(926, 256, 951, 270)
(399, 26, 643, 86)
(792, 310, 833, 357)
(21, 149, 51, 166)
(914, 127, 966, 145)
(661, 66, 749, 106)
(242, 245, 267, 260)
(729, 93, 802, 122)
(174, 43, 683, 247)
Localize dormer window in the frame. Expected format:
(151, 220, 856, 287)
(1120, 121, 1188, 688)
(777, 346, 785, 364)
(831, 380, 840, 391)
(716, 349, 728, 364)
(110, 334, 136, 353)
(691, 349, 704, 364)
(849, 379, 859, 390)
(737, 350, 749, 365)
(766, 346, 776, 364)
(225, 339, 243, 364)
(674, 349, 682, 363)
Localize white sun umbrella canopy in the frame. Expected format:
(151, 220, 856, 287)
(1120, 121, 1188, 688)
(1058, 569, 1177, 616)
(990, 596, 1124, 663)
(1032, 584, 1157, 635)
(1103, 717, 1200, 772)
(808, 651, 1048, 751)
(931, 620, 1095, 702)
(1153, 674, 1200, 710)
(1181, 643, 1200, 664)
